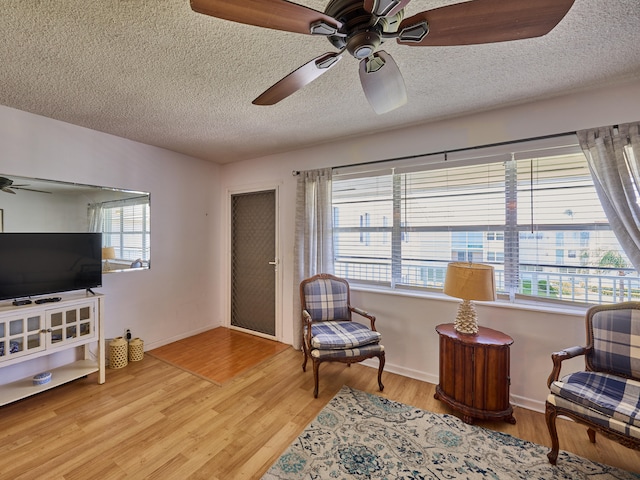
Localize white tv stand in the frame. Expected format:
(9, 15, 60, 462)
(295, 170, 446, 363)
(0, 292, 105, 406)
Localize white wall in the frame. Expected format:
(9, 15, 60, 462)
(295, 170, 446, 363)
(219, 79, 640, 412)
(0, 105, 222, 381)
(1, 190, 84, 231)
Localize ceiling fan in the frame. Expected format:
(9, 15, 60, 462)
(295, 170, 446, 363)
(190, 0, 576, 114)
(0, 176, 52, 195)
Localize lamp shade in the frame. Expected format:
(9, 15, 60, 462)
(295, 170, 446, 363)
(444, 262, 496, 302)
(102, 246, 116, 260)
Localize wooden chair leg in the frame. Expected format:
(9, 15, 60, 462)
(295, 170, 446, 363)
(313, 359, 321, 398)
(377, 352, 385, 392)
(301, 342, 309, 372)
(545, 402, 560, 465)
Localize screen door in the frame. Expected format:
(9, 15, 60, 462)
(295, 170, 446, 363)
(230, 189, 276, 336)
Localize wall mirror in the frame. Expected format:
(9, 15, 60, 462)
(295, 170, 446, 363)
(0, 174, 150, 273)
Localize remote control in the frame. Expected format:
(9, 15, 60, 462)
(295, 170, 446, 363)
(12, 299, 32, 306)
(34, 297, 62, 304)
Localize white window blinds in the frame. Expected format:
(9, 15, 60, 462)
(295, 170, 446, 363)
(332, 135, 638, 304)
(101, 197, 150, 263)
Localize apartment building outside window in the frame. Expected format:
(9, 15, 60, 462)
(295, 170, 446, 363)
(332, 137, 639, 305)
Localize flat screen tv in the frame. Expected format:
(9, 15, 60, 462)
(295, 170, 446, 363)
(0, 233, 102, 301)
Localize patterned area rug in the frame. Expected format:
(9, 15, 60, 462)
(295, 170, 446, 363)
(263, 386, 640, 479)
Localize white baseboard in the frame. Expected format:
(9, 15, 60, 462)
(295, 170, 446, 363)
(360, 358, 439, 386)
(361, 359, 546, 414)
(510, 394, 545, 414)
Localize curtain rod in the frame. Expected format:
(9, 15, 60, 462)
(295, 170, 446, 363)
(88, 194, 149, 206)
(328, 130, 577, 173)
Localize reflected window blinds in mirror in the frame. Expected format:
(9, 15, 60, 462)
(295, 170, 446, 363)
(0, 174, 150, 272)
(90, 196, 150, 271)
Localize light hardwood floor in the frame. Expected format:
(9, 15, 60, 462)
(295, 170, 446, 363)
(1, 333, 639, 479)
(148, 328, 289, 385)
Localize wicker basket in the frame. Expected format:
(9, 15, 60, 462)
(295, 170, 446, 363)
(128, 337, 144, 362)
(109, 337, 128, 369)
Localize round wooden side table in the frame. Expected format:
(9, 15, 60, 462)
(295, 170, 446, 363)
(435, 323, 516, 425)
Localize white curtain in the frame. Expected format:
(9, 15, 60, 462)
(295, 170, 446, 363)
(292, 168, 334, 349)
(87, 203, 104, 233)
(578, 122, 640, 271)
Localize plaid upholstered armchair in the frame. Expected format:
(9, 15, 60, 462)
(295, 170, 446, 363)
(545, 302, 640, 464)
(300, 273, 385, 398)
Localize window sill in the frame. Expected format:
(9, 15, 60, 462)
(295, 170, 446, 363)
(349, 283, 587, 317)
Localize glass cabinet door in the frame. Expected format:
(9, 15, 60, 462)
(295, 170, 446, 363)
(0, 301, 96, 362)
(46, 303, 95, 348)
(0, 313, 45, 363)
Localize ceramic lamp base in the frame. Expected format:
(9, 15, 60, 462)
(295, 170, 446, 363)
(454, 299, 479, 335)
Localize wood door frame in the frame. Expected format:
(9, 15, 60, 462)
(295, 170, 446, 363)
(226, 183, 281, 342)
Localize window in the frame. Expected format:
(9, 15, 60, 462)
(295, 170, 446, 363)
(100, 198, 150, 264)
(332, 136, 639, 305)
(359, 213, 370, 245)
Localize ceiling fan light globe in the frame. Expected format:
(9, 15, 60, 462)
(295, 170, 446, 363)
(359, 51, 407, 114)
(354, 45, 373, 58)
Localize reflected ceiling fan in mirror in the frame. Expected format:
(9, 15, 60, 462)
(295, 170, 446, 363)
(0, 176, 52, 195)
(190, 0, 576, 114)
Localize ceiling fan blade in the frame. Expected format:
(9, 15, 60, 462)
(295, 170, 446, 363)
(190, 0, 342, 36)
(0, 176, 14, 188)
(1, 187, 16, 194)
(13, 187, 52, 194)
(397, 0, 575, 46)
(363, 0, 412, 18)
(253, 52, 343, 106)
(359, 51, 407, 115)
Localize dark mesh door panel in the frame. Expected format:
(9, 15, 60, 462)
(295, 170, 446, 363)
(231, 190, 276, 336)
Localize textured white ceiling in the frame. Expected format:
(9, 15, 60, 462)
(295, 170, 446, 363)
(1, 1, 639, 164)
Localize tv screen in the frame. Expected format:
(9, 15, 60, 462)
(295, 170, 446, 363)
(0, 233, 102, 301)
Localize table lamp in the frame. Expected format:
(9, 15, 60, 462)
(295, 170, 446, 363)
(102, 246, 116, 271)
(444, 262, 496, 335)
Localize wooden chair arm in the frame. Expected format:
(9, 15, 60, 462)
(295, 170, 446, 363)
(350, 306, 377, 330)
(302, 309, 313, 346)
(547, 345, 588, 388)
